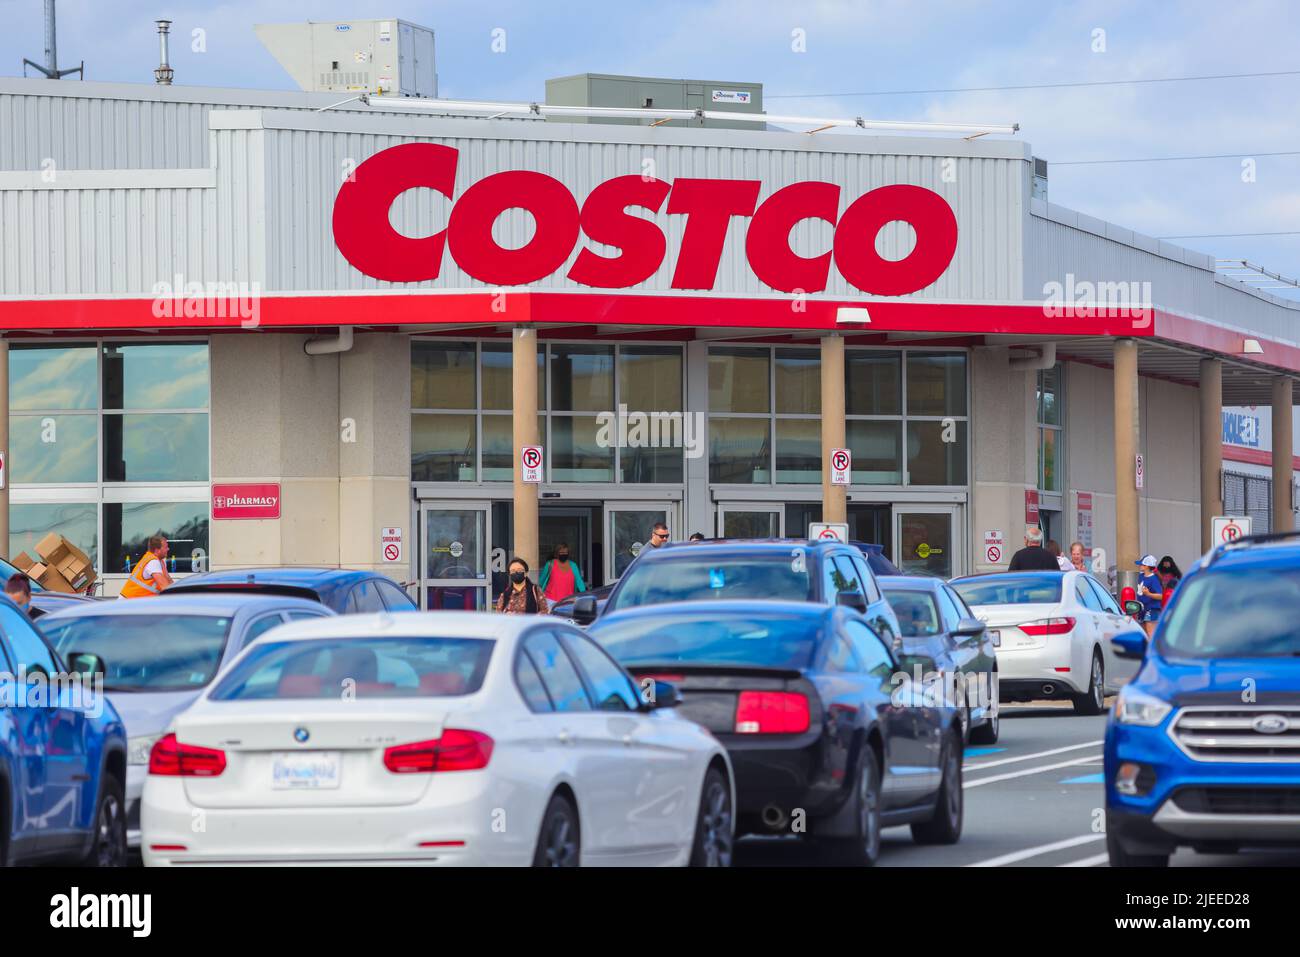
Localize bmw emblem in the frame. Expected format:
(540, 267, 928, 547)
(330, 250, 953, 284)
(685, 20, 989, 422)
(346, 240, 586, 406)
(293, 727, 310, 743)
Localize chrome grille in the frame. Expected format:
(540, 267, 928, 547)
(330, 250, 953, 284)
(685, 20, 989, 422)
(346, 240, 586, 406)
(1169, 706, 1300, 763)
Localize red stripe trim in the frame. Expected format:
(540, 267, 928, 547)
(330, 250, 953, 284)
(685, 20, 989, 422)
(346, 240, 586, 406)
(1222, 444, 1300, 470)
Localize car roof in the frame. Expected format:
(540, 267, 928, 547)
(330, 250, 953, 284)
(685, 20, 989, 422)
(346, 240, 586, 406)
(650, 539, 845, 557)
(170, 567, 384, 587)
(1205, 536, 1300, 572)
(232, 611, 545, 644)
(878, 575, 943, 592)
(950, 571, 1070, 584)
(595, 599, 832, 623)
(39, 592, 332, 620)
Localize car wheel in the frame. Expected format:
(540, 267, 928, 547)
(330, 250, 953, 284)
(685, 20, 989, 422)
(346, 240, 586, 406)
(532, 793, 580, 867)
(689, 767, 734, 867)
(1072, 652, 1106, 715)
(832, 746, 883, 866)
(81, 774, 127, 867)
(911, 729, 963, 845)
(970, 689, 1000, 745)
(1106, 827, 1169, 867)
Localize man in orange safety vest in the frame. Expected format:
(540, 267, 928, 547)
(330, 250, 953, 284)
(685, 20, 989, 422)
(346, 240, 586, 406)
(120, 535, 174, 598)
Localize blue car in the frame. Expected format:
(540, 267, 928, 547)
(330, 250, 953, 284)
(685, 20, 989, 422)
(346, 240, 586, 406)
(165, 566, 417, 615)
(1105, 532, 1300, 866)
(0, 596, 128, 866)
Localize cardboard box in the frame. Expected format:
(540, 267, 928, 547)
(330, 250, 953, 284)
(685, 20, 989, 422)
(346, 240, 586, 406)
(11, 551, 35, 573)
(28, 562, 77, 594)
(27, 534, 96, 593)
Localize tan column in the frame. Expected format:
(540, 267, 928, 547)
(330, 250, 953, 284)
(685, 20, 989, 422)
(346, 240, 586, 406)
(821, 334, 846, 525)
(1272, 376, 1294, 532)
(0, 338, 8, 555)
(512, 326, 539, 570)
(1113, 339, 1140, 583)
(1199, 359, 1223, 551)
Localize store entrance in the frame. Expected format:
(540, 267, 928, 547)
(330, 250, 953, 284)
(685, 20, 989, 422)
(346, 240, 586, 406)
(539, 504, 603, 593)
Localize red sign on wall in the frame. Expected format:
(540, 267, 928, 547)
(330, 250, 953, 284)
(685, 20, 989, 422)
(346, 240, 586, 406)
(1024, 488, 1040, 526)
(212, 483, 281, 520)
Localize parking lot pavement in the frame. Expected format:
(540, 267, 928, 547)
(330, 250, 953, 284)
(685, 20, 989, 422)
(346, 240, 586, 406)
(735, 700, 1300, 868)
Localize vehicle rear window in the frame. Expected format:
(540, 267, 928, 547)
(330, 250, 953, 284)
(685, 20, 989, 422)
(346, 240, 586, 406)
(1159, 569, 1300, 658)
(608, 551, 814, 611)
(591, 614, 820, 670)
(883, 590, 942, 637)
(209, 637, 494, 700)
(43, 615, 232, 692)
(951, 576, 1063, 606)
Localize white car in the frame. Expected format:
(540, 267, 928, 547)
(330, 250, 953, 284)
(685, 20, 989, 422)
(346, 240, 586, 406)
(950, 570, 1144, 714)
(141, 612, 734, 867)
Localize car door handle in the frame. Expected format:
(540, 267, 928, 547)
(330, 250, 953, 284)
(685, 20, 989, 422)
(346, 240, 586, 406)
(621, 734, 633, 747)
(557, 730, 573, 746)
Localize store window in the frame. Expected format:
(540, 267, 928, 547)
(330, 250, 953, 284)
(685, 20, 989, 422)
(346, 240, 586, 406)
(8, 341, 211, 581)
(411, 340, 683, 484)
(844, 349, 968, 487)
(1037, 365, 1063, 493)
(708, 347, 820, 485)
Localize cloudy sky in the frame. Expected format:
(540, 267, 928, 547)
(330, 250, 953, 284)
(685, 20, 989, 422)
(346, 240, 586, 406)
(4, 0, 1298, 291)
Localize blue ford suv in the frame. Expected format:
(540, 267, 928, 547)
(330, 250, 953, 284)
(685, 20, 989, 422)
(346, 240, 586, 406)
(1105, 532, 1300, 866)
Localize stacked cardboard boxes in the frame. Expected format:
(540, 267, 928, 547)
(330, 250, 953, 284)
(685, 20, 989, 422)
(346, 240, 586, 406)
(12, 533, 97, 594)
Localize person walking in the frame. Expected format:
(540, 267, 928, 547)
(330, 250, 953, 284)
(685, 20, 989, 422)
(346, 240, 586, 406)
(1047, 540, 1073, 572)
(494, 557, 549, 615)
(539, 543, 586, 604)
(1069, 541, 1087, 572)
(4, 574, 33, 616)
(1156, 555, 1182, 611)
(1135, 554, 1164, 638)
(120, 534, 173, 598)
(647, 522, 670, 550)
(1008, 525, 1060, 571)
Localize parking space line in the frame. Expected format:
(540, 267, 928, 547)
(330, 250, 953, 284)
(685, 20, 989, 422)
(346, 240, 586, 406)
(966, 833, 1105, 867)
(964, 740, 1103, 771)
(1060, 852, 1110, 867)
(964, 754, 1100, 788)
(1060, 772, 1105, 784)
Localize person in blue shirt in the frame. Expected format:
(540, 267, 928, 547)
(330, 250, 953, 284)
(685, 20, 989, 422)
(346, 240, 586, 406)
(1134, 554, 1164, 637)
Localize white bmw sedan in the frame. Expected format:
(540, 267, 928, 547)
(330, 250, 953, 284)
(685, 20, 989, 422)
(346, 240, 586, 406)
(950, 571, 1144, 715)
(141, 612, 734, 867)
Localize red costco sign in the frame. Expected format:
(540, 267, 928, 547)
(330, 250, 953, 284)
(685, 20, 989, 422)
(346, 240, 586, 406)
(212, 483, 281, 520)
(332, 143, 959, 295)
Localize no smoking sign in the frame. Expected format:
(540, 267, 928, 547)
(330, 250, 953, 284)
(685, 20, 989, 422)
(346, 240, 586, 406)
(381, 527, 403, 563)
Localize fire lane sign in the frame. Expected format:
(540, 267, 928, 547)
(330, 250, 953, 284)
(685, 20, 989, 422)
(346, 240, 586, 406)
(381, 527, 403, 563)
(830, 448, 851, 486)
(521, 445, 544, 483)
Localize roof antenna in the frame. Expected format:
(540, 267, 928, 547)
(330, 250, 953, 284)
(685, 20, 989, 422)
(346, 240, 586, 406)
(154, 19, 174, 85)
(22, 0, 84, 80)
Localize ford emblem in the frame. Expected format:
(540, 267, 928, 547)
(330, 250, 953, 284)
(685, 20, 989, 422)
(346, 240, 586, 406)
(293, 727, 310, 743)
(1253, 714, 1290, 735)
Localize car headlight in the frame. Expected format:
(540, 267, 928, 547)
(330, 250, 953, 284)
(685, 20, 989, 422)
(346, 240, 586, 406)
(1115, 688, 1172, 727)
(128, 734, 162, 766)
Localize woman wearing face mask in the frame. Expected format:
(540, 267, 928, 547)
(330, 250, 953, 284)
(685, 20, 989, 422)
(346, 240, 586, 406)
(539, 542, 586, 604)
(495, 556, 549, 615)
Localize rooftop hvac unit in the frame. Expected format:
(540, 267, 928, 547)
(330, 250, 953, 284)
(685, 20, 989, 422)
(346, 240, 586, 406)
(255, 19, 436, 97)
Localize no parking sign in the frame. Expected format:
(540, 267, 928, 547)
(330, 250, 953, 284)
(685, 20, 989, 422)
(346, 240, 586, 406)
(1212, 515, 1252, 545)
(521, 445, 544, 483)
(829, 448, 851, 486)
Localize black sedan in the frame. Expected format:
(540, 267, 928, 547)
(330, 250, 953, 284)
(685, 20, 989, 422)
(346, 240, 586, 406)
(165, 566, 417, 614)
(879, 575, 1000, 744)
(588, 600, 964, 865)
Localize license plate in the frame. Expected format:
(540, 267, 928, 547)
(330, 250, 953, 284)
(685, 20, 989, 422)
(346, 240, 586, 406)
(988, 629, 1001, 647)
(271, 751, 341, 790)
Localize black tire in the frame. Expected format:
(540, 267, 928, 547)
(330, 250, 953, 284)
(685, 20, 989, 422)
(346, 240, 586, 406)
(822, 746, 883, 866)
(688, 767, 734, 867)
(531, 793, 580, 867)
(1072, 652, 1106, 715)
(81, 773, 127, 867)
(970, 690, 1000, 745)
(1106, 828, 1170, 867)
(911, 730, 963, 845)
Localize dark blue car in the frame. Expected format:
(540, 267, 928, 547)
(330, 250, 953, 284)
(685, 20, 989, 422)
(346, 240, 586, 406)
(165, 566, 417, 615)
(1, 596, 128, 865)
(1105, 532, 1300, 866)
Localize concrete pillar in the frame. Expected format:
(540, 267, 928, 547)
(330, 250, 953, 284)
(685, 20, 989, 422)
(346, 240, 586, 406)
(1199, 359, 1223, 551)
(1113, 339, 1140, 586)
(1272, 377, 1294, 532)
(820, 334, 846, 524)
(0, 338, 8, 555)
(513, 327, 539, 570)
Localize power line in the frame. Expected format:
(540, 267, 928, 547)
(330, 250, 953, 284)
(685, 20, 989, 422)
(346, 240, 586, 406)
(1054, 150, 1300, 166)
(767, 68, 1300, 99)
(1159, 231, 1300, 239)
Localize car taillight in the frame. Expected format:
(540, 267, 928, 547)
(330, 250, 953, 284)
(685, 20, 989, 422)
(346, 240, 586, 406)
(734, 691, 810, 734)
(148, 733, 227, 777)
(1019, 617, 1076, 636)
(383, 729, 494, 773)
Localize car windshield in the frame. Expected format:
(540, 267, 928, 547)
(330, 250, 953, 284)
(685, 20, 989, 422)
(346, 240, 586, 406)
(210, 637, 494, 700)
(0, 557, 42, 592)
(608, 551, 814, 611)
(883, 589, 942, 637)
(1158, 568, 1300, 658)
(592, 614, 819, 670)
(952, 576, 1063, 606)
(42, 615, 232, 692)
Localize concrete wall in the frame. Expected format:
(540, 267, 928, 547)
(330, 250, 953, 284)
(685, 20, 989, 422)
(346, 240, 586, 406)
(209, 331, 409, 574)
(971, 346, 1036, 572)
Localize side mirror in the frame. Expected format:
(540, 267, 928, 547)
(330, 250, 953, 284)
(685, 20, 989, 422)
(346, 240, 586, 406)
(953, 617, 986, 639)
(640, 679, 682, 710)
(65, 651, 105, 677)
(836, 590, 868, 614)
(1123, 599, 1143, 617)
(571, 595, 598, 626)
(1111, 632, 1147, 661)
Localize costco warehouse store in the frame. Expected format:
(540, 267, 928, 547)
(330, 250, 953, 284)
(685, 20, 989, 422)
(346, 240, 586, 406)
(2, 75, 1300, 605)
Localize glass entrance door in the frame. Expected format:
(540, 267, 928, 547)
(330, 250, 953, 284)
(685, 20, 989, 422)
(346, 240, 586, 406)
(607, 504, 673, 581)
(420, 502, 490, 610)
(894, 506, 963, 578)
(717, 504, 782, 539)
